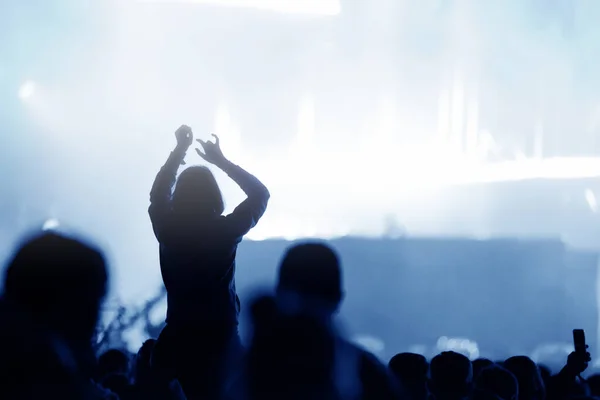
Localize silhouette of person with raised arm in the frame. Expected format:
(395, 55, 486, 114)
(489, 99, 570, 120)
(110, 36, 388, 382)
(149, 125, 270, 400)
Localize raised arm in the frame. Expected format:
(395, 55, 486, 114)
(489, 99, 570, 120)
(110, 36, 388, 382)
(148, 125, 193, 240)
(220, 160, 270, 237)
(196, 135, 270, 239)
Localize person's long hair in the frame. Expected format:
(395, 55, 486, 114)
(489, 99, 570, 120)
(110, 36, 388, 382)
(172, 166, 225, 218)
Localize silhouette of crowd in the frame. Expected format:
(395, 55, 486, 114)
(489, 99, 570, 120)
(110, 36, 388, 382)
(0, 125, 597, 400)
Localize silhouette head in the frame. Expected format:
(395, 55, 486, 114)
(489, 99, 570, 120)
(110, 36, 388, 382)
(389, 352, 429, 381)
(3, 232, 107, 342)
(98, 349, 130, 380)
(429, 351, 473, 400)
(503, 356, 545, 400)
(389, 353, 429, 400)
(276, 242, 344, 315)
(172, 166, 224, 218)
(473, 358, 495, 379)
(475, 364, 518, 400)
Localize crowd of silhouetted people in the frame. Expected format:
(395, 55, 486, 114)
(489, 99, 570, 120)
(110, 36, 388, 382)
(0, 126, 599, 399)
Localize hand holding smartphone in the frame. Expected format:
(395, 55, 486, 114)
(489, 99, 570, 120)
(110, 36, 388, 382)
(573, 329, 586, 354)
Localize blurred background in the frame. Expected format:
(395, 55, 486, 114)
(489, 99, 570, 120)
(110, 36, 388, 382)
(2, 0, 600, 365)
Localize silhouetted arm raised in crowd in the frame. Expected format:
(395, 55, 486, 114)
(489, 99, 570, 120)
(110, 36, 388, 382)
(196, 135, 270, 238)
(149, 125, 193, 240)
(546, 350, 591, 400)
(219, 159, 270, 236)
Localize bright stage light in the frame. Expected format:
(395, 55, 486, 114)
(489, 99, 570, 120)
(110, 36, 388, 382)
(137, 0, 341, 16)
(585, 189, 597, 213)
(18, 80, 36, 100)
(42, 218, 60, 231)
(436, 336, 480, 360)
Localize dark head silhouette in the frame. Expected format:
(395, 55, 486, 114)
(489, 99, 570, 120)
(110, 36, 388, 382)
(172, 166, 224, 218)
(97, 348, 130, 381)
(389, 352, 429, 400)
(472, 358, 495, 379)
(503, 356, 545, 400)
(475, 364, 518, 400)
(3, 232, 107, 343)
(389, 352, 428, 380)
(272, 242, 403, 400)
(429, 351, 473, 400)
(276, 242, 344, 314)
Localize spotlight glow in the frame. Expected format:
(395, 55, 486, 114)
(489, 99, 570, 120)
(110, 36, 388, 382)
(42, 218, 60, 231)
(18, 80, 36, 100)
(436, 336, 480, 360)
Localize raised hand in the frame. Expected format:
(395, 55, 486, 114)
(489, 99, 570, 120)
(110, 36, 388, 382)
(566, 348, 591, 376)
(196, 134, 226, 166)
(175, 125, 193, 149)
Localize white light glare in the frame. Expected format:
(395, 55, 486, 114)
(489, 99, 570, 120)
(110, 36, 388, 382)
(436, 336, 480, 360)
(585, 189, 597, 213)
(138, 0, 341, 16)
(42, 219, 60, 231)
(18, 80, 36, 100)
